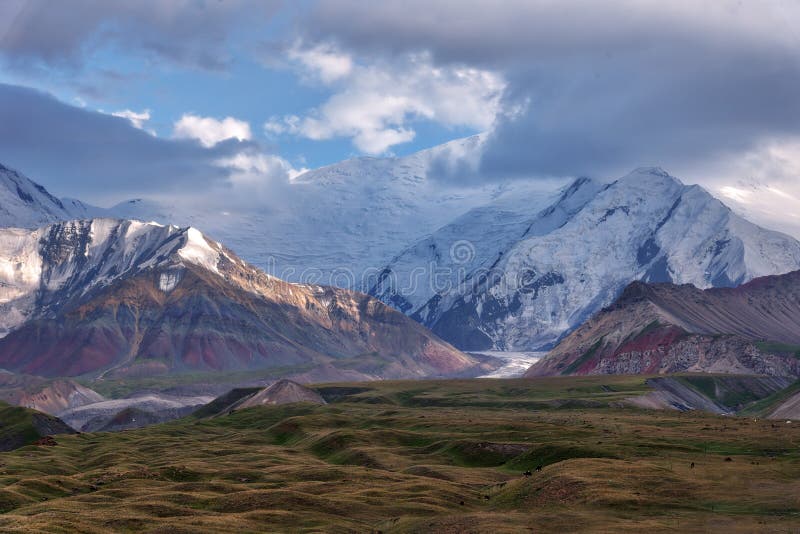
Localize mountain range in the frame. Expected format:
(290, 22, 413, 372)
(1, 138, 799, 368)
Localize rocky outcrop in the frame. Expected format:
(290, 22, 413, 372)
(196, 380, 326, 418)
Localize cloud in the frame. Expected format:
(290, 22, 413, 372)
(299, 0, 800, 179)
(111, 109, 151, 131)
(302, 1, 800, 67)
(0, 0, 282, 71)
(267, 47, 505, 154)
(680, 138, 800, 239)
(173, 114, 252, 148)
(0, 83, 268, 203)
(286, 41, 353, 83)
(217, 151, 307, 185)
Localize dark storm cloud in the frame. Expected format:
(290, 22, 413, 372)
(0, 0, 282, 71)
(0, 83, 246, 200)
(300, 0, 800, 180)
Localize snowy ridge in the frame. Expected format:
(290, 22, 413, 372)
(369, 176, 603, 318)
(0, 163, 74, 228)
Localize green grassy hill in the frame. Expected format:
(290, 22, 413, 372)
(0, 401, 75, 452)
(0, 377, 798, 532)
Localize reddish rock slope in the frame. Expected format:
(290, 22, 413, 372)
(527, 271, 800, 377)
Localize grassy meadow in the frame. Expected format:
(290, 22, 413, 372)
(0, 376, 798, 533)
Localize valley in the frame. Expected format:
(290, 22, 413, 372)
(0, 376, 798, 532)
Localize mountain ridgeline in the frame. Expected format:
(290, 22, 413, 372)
(0, 218, 485, 380)
(1, 149, 800, 374)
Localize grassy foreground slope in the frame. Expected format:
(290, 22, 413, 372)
(0, 376, 799, 533)
(0, 402, 74, 452)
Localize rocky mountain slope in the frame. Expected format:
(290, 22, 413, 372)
(527, 270, 800, 377)
(58, 393, 213, 432)
(0, 218, 485, 380)
(766, 388, 800, 420)
(373, 168, 800, 351)
(626, 376, 794, 415)
(0, 372, 105, 414)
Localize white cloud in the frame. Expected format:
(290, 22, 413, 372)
(687, 139, 800, 239)
(112, 109, 151, 130)
(173, 114, 252, 147)
(268, 47, 505, 154)
(264, 114, 300, 136)
(287, 41, 353, 83)
(217, 151, 307, 184)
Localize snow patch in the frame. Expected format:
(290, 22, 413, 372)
(158, 270, 182, 292)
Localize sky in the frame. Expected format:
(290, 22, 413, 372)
(0, 0, 798, 235)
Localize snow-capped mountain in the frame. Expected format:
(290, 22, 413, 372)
(96, 136, 560, 282)
(0, 218, 484, 379)
(0, 163, 77, 228)
(370, 168, 800, 351)
(368, 177, 603, 321)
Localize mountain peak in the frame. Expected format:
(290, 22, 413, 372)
(621, 166, 683, 185)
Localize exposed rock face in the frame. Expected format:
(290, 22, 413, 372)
(195, 380, 326, 418)
(0, 219, 483, 379)
(14, 379, 105, 415)
(768, 391, 800, 420)
(58, 393, 214, 431)
(528, 270, 800, 377)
